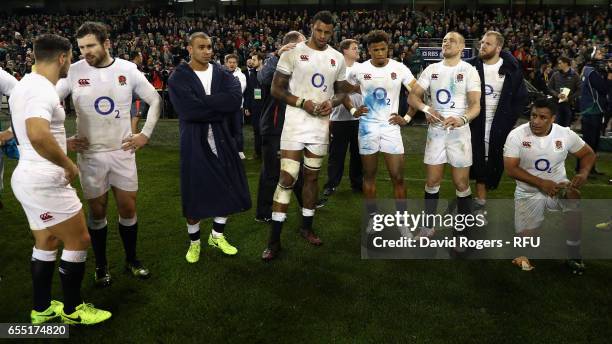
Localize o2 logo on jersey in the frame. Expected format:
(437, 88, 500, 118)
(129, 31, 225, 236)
(373, 87, 390, 105)
(311, 73, 327, 92)
(94, 96, 120, 118)
(436, 89, 455, 108)
(485, 84, 498, 99)
(535, 159, 552, 173)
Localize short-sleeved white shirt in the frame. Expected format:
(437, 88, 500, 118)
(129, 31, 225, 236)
(504, 123, 585, 194)
(348, 59, 415, 124)
(10, 73, 66, 169)
(56, 58, 157, 152)
(277, 42, 346, 144)
(417, 60, 481, 121)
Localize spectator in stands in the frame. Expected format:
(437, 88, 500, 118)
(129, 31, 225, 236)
(547, 56, 580, 127)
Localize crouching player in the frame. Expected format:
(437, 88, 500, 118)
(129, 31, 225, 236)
(503, 98, 595, 274)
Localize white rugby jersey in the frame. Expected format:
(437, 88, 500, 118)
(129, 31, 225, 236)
(348, 59, 415, 124)
(277, 41, 346, 144)
(417, 60, 481, 121)
(504, 123, 585, 194)
(483, 59, 505, 146)
(10, 73, 66, 169)
(0, 67, 17, 96)
(56, 58, 158, 152)
(331, 62, 362, 122)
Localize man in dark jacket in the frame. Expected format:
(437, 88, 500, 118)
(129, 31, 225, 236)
(577, 46, 608, 177)
(466, 31, 528, 215)
(255, 31, 305, 222)
(168, 32, 251, 264)
(547, 56, 581, 127)
(244, 52, 265, 159)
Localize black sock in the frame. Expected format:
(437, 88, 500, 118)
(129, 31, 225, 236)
(567, 243, 582, 260)
(302, 216, 314, 231)
(269, 220, 283, 244)
(395, 199, 408, 213)
(31, 259, 55, 312)
(212, 221, 225, 234)
(59, 260, 85, 314)
(456, 195, 473, 237)
(189, 231, 201, 242)
(88, 226, 108, 268)
(119, 222, 138, 263)
(424, 191, 439, 228)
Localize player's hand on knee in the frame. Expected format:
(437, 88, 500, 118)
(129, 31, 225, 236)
(122, 133, 149, 152)
(570, 173, 587, 189)
(63, 160, 79, 185)
(388, 113, 405, 126)
(539, 179, 561, 197)
(67, 135, 89, 152)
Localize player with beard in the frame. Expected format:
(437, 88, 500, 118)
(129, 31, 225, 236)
(465, 31, 527, 220)
(56, 22, 162, 287)
(11, 34, 111, 325)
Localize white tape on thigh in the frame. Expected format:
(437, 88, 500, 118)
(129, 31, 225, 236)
(303, 156, 323, 171)
(280, 158, 300, 180)
(273, 184, 292, 204)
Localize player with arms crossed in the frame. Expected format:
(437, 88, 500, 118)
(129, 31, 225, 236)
(346, 30, 416, 234)
(504, 98, 595, 274)
(261, 11, 353, 260)
(408, 32, 481, 239)
(57, 22, 162, 286)
(11, 34, 111, 325)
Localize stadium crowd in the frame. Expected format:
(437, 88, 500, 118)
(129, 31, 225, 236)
(0, 7, 609, 91)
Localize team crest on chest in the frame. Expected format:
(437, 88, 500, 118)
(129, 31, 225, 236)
(330, 58, 336, 67)
(391, 72, 397, 80)
(456, 73, 464, 82)
(118, 75, 127, 86)
(554, 140, 563, 151)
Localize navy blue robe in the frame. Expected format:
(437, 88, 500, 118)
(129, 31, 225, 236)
(168, 62, 251, 219)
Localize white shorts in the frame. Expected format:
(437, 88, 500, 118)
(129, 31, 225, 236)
(358, 121, 404, 155)
(424, 125, 472, 168)
(514, 188, 577, 233)
(11, 161, 82, 230)
(280, 140, 328, 157)
(78, 150, 138, 200)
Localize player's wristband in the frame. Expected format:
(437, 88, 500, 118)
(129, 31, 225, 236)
(296, 98, 305, 108)
(350, 107, 357, 116)
(460, 115, 469, 125)
(420, 105, 431, 114)
(403, 114, 412, 124)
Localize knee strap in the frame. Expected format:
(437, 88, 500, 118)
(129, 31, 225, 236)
(304, 156, 323, 171)
(281, 158, 300, 181)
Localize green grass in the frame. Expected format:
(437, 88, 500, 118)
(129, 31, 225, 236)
(1, 117, 611, 343)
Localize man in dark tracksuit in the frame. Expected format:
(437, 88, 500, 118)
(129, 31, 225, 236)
(255, 32, 305, 222)
(547, 56, 580, 127)
(466, 31, 528, 213)
(577, 47, 608, 176)
(244, 52, 265, 159)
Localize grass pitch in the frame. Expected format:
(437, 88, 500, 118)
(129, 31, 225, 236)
(1, 116, 611, 343)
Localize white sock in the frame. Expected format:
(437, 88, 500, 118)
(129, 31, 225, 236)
(212, 230, 223, 238)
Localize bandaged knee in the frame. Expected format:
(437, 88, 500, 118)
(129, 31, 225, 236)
(274, 159, 301, 204)
(281, 158, 300, 180)
(303, 156, 323, 171)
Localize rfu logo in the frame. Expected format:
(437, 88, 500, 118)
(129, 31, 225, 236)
(78, 79, 90, 87)
(363, 74, 372, 80)
(40, 212, 54, 222)
(300, 55, 309, 61)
